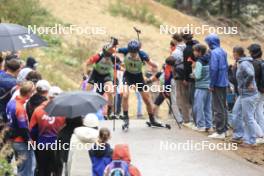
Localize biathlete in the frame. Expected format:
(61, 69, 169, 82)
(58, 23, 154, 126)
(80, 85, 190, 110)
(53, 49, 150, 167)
(84, 38, 120, 119)
(117, 40, 163, 129)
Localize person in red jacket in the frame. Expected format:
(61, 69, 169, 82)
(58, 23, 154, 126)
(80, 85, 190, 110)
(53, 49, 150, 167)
(104, 144, 141, 176)
(30, 86, 65, 176)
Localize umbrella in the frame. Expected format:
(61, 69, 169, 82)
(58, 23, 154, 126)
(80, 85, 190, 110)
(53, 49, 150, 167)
(44, 91, 107, 118)
(0, 23, 47, 52)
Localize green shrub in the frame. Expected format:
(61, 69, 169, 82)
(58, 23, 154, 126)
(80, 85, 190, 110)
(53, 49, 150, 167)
(155, 0, 176, 7)
(41, 35, 62, 47)
(108, 0, 161, 27)
(0, 0, 50, 26)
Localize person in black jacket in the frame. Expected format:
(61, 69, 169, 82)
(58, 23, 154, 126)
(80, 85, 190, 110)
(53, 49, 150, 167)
(26, 80, 50, 121)
(182, 32, 199, 125)
(56, 117, 83, 176)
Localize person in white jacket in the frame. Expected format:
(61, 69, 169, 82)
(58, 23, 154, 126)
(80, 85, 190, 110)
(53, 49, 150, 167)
(67, 113, 99, 176)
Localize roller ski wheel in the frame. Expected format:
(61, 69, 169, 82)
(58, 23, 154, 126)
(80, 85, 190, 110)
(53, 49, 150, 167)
(146, 121, 171, 130)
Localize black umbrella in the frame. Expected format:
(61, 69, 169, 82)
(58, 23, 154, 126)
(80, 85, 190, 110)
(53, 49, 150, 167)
(44, 91, 107, 118)
(0, 23, 47, 52)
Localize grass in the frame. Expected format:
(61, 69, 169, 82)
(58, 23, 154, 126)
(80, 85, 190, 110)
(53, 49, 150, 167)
(0, 0, 61, 26)
(108, 0, 162, 27)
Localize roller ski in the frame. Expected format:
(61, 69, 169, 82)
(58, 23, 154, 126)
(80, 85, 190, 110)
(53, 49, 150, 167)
(122, 117, 129, 131)
(146, 120, 171, 130)
(108, 114, 119, 120)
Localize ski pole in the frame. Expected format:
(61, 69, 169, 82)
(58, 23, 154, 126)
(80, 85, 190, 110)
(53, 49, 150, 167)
(111, 37, 118, 131)
(162, 92, 181, 129)
(133, 27, 141, 42)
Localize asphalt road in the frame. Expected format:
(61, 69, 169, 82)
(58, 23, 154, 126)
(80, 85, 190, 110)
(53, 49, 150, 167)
(71, 119, 264, 176)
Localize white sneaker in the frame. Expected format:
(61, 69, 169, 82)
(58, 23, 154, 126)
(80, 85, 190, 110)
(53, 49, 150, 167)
(256, 138, 264, 144)
(208, 132, 226, 139)
(192, 126, 206, 132)
(183, 122, 195, 129)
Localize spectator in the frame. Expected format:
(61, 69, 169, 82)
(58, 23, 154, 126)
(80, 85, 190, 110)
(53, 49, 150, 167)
(104, 144, 141, 176)
(10, 68, 33, 100)
(231, 46, 259, 146)
(247, 44, 264, 135)
(67, 113, 99, 176)
(205, 34, 229, 139)
(29, 86, 65, 176)
(171, 33, 187, 123)
(11, 70, 42, 100)
(17, 68, 33, 85)
(182, 32, 199, 126)
(48, 86, 63, 98)
(6, 81, 36, 176)
(89, 127, 112, 176)
(4, 54, 18, 62)
(26, 71, 42, 84)
(0, 59, 21, 124)
(57, 117, 83, 175)
(167, 41, 182, 122)
(26, 56, 38, 70)
(26, 80, 51, 121)
(192, 44, 212, 132)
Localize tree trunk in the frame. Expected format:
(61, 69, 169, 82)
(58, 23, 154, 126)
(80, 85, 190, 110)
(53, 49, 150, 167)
(236, 0, 241, 16)
(219, 0, 224, 14)
(225, 0, 233, 18)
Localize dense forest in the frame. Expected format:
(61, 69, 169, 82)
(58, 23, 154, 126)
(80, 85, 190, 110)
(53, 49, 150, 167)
(157, 0, 263, 18)
(156, 0, 264, 40)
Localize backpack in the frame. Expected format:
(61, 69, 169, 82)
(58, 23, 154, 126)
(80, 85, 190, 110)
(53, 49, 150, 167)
(105, 160, 130, 176)
(258, 60, 264, 93)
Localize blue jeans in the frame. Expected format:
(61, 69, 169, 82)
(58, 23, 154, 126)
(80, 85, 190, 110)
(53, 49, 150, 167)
(12, 142, 36, 176)
(135, 92, 143, 116)
(255, 93, 264, 136)
(232, 94, 258, 144)
(193, 89, 212, 128)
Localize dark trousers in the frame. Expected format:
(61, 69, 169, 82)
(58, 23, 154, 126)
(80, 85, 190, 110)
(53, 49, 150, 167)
(36, 149, 62, 176)
(212, 87, 228, 134)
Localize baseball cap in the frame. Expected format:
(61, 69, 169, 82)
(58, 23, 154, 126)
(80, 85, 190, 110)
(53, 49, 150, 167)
(48, 86, 63, 97)
(36, 80, 51, 92)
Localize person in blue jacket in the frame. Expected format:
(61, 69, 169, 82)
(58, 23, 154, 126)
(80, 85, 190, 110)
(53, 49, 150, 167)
(205, 34, 229, 139)
(89, 128, 112, 176)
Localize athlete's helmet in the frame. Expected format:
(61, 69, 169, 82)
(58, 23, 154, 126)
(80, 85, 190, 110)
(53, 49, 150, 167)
(127, 40, 140, 53)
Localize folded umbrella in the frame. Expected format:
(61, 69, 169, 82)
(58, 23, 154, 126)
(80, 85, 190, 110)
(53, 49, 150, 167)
(0, 23, 47, 52)
(44, 91, 107, 118)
